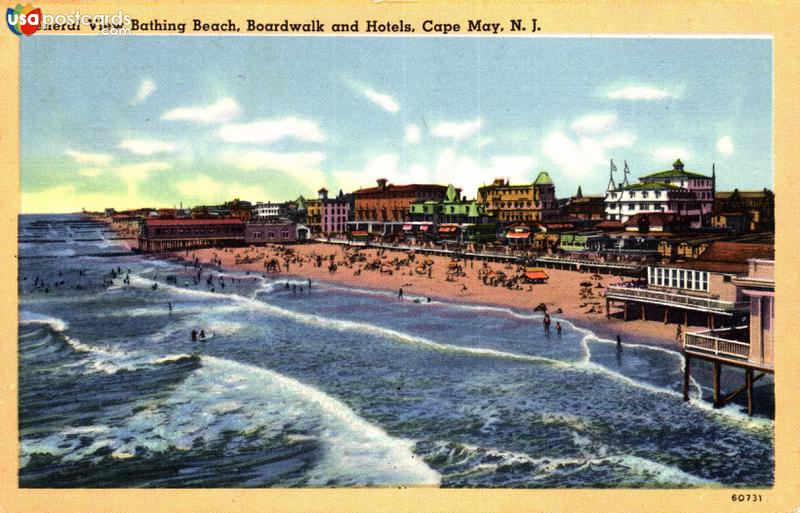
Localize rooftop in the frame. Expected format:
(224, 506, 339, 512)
(533, 171, 554, 185)
(640, 159, 711, 180)
(621, 182, 683, 191)
(671, 241, 774, 274)
(145, 218, 244, 226)
(355, 183, 449, 194)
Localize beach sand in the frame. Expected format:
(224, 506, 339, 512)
(165, 242, 684, 349)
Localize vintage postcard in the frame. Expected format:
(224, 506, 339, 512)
(2, 1, 799, 512)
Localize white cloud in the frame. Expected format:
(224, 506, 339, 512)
(431, 118, 482, 141)
(486, 155, 538, 177)
(598, 132, 637, 149)
(118, 139, 178, 156)
(717, 135, 734, 156)
(542, 131, 605, 179)
(333, 150, 538, 201)
(175, 175, 272, 205)
(653, 147, 691, 162)
(571, 114, 617, 134)
(363, 87, 400, 113)
(220, 150, 325, 172)
(217, 118, 326, 144)
(114, 161, 172, 179)
(23, 185, 97, 213)
(162, 97, 240, 123)
(77, 168, 104, 178)
(134, 78, 156, 104)
(541, 129, 635, 179)
(219, 149, 326, 193)
(65, 150, 113, 166)
(24, 162, 171, 213)
(607, 85, 678, 101)
(405, 124, 421, 144)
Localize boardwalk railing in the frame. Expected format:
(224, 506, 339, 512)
(606, 285, 748, 312)
(536, 255, 641, 271)
(684, 326, 750, 360)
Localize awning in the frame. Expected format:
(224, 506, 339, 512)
(351, 230, 369, 237)
(420, 225, 430, 232)
(506, 232, 530, 239)
(402, 224, 413, 230)
(438, 226, 457, 234)
(525, 270, 549, 280)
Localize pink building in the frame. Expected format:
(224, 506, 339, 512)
(318, 188, 349, 235)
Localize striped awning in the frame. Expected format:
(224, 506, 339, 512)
(506, 232, 530, 239)
(438, 225, 458, 234)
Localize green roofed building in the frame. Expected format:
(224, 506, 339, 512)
(604, 159, 716, 228)
(477, 171, 559, 224)
(408, 183, 492, 242)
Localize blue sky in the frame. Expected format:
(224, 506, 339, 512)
(20, 36, 772, 212)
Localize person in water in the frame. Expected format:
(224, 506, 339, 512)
(191, 329, 197, 342)
(398, 287, 404, 298)
(616, 334, 623, 351)
(199, 330, 206, 340)
(556, 322, 562, 337)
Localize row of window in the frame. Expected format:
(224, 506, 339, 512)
(152, 226, 244, 236)
(250, 231, 291, 239)
(490, 201, 554, 209)
(648, 267, 709, 292)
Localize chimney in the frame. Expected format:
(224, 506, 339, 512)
(376, 178, 388, 191)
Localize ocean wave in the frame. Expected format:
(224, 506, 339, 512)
(21, 353, 441, 486)
(125, 274, 774, 429)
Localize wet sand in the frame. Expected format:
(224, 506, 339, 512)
(172, 242, 683, 349)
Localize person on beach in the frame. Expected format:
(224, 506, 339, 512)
(616, 334, 623, 351)
(308, 278, 312, 290)
(398, 287, 404, 298)
(676, 324, 682, 341)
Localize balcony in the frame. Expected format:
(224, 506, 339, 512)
(684, 326, 750, 360)
(606, 285, 749, 313)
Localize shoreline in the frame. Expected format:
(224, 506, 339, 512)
(137, 239, 684, 350)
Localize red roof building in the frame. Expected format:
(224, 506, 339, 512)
(138, 218, 245, 252)
(354, 179, 449, 223)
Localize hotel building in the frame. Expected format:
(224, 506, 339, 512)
(477, 171, 559, 223)
(318, 188, 350, 235)
(352, 179, 449, 234)
(605, 159, 715, 228)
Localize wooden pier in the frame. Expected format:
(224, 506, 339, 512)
(683, 327, 773, 416)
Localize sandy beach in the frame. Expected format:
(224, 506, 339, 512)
(151, 241, 683, 349)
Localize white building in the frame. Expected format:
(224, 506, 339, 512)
(252, 202, 292, 222)
(604, 159, 715, 228)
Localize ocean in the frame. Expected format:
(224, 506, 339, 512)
(17, 214, 774, 487)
